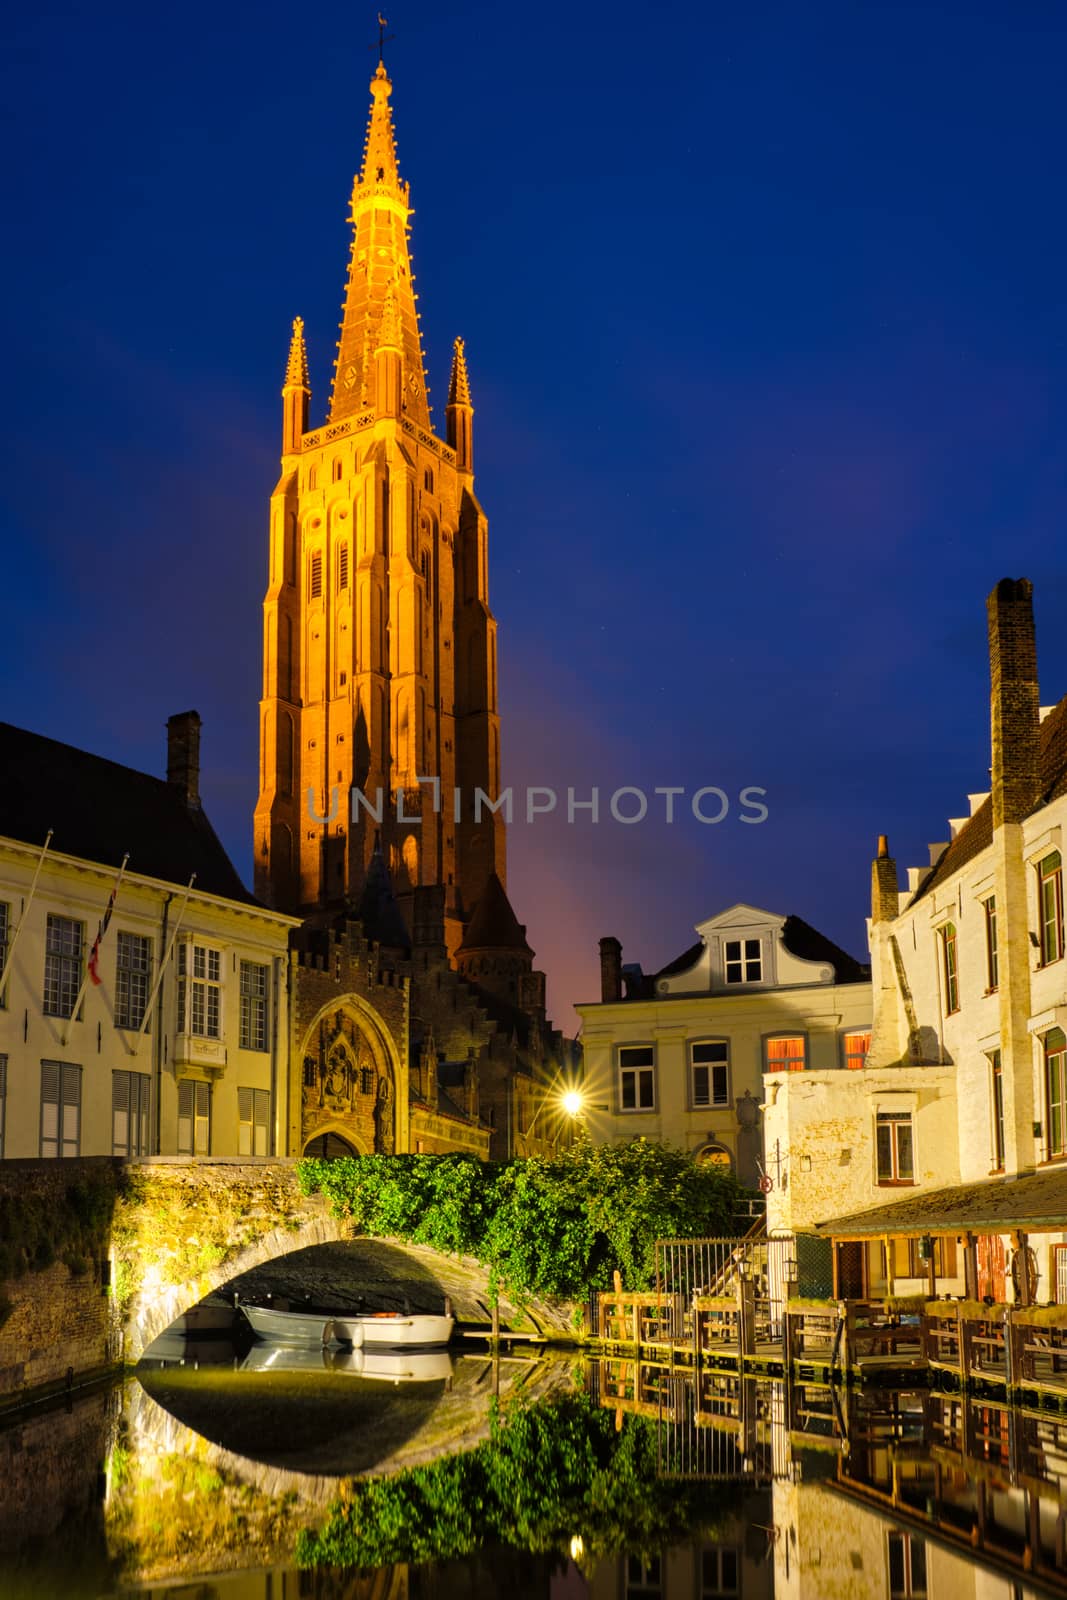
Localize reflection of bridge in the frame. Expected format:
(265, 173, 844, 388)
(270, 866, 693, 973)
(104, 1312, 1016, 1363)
(115, 1160, 571, 1359)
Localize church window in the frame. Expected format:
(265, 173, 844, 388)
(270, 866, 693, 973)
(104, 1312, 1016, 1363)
(339, 671, 348, 687)
(332, 459, 343, 482)
(618, 1044, 655, 1111)
(310, 551, 323, 599)
(424, 469, 434, 492)
(303, 1057, 318, 1088)
(338, 542, 350, 590)
(690, 1040, 730, 1107)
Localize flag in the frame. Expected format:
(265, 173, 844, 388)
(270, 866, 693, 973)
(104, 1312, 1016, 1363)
(87, 885, 118, 986)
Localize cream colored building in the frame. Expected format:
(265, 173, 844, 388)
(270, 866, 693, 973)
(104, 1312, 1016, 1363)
(0, 714, 298, 1159)
(576, 904, 871, 1182)
(766, 579, 1067, 1305)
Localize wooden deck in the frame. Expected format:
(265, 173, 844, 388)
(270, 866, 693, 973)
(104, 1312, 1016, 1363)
(592, 1288, 1067, 1410)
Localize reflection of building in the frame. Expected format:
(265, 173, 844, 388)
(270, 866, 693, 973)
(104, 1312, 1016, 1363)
(577, 904, 870, 1184)
(253, 59, 572, 1159)
(0, 714, 297, 1158)
(767, 580, 1067, 1304)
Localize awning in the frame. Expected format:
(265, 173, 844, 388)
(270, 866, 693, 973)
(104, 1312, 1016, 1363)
(814, 1166, 1067, 1238)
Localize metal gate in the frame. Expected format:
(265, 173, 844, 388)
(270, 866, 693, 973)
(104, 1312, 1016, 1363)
(655, 1236, 795, 1339)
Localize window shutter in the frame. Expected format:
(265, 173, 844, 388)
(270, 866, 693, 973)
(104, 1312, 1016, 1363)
(113, 1071, 130, 1113)
(41, 1061, 60, 1103)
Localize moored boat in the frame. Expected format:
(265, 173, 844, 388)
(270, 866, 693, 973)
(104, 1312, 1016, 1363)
(240, 1301, 453, 1349)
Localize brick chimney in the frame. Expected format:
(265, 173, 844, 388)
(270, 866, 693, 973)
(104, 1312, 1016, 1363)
(871, 835, 900, 924)
(167, 711, 202, 809)
(599, 936, 623, 1003)
(988, 578, 1040, 828)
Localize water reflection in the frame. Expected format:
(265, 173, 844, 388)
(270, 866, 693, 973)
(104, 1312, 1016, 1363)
(0, 1342, 1064, 1597)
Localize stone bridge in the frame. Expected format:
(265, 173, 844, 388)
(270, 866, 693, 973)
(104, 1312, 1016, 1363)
(115, 1159, 573, 1360)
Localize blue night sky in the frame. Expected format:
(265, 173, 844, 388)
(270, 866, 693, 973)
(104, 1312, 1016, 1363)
(3, 1, 1067, 1026)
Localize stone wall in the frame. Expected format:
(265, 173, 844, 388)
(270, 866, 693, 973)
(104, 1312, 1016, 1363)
(0, 1157, 120, 1403)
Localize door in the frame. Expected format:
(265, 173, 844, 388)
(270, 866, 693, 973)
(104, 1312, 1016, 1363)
(976, 1234, 1006, 1302)
(836, 1240, 867, 1299)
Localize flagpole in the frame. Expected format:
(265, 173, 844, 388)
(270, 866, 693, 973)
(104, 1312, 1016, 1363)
(0, 830, 53, 1007)
(131, 873, 196, 1057)
(61, 854, 129, 1047)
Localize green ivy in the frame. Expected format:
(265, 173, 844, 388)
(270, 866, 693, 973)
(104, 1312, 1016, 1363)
(298, 1139, 744, 1304)
(296, 1390, 739, 1570)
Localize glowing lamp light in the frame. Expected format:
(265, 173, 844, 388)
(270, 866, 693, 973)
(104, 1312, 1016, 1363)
(561, 1090, 583, 1118)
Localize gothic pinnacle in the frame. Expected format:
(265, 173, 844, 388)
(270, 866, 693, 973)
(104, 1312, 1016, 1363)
(283, 316, 310, 391)
(447, 336, 472, 408)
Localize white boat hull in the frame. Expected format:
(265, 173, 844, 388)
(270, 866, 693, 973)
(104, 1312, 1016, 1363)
(241, 1303, 453, 1349)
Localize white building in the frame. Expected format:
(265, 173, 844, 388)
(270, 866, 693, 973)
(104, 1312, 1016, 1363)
(0, 713, 298, 1159)
(766, 579, 1067, 1306)
(577, 904, 871, 1183)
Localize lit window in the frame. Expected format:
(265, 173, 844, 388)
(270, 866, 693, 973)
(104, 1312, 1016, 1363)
(766, 1035, 805, 1072)
(887, 1530, 927, 1599)
(1045, 1027, 1067, 1159)
(618, 1045, 655, 1111)
(990, 1048, 1005, 1171)
(876, 1111, 914, 1184)
(40, 1061, 80, 1158)
(1039, 852, 1064, 966)
(238, 1087, 271, 1156)
(984, 896, 999, 991)
(115, 932, 152, 1031)
(310, 550, 323, 599)
(843, 1029, 871, 1070)
(690, 1041, 730, 1107)
(940, 923, 959, 1014)
(43, 915, 83, 1019)
(177, 944, 221, 1039)
(177, 1080, 211, 1156)
(724, 938, 761, 983)
(112, 1070, 151, 1157)
(239, 961, 269, 1052)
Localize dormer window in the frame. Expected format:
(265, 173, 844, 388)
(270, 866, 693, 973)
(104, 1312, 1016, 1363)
(724, 938, 761, 984)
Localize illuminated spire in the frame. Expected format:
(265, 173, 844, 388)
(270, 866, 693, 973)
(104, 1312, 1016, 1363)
(447, 336, 472, 407)
(330, 65, 429, 425)
(284, 316, 309, 391)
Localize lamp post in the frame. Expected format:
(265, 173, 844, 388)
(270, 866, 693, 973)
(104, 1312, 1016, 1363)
(519, 1087, 584, 1156)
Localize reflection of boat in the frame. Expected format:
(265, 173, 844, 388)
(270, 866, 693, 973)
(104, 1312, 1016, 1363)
(240, 1343, 454, 1382)
(240, 1302, 454, 1349)
(139, 1329, 238, 1365)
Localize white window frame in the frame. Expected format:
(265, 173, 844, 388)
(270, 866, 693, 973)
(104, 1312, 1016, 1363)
(177, 942, 222, 1039)
(618, 1044, 656, 1112)
(44, 915, 83, 1019)
(723, 937, 762, 984)
(238, 1086, 271, 1156)
(876, 1110, 915, 1185)
(239, 961, 269, 1052)
(177, 1079, 211, 1156)
(115, 931, 153, 1031)
(40, 1060, 81, 1157)
(886, 1529, 927, 1599)
(112, 1069, 152, 1157)
(689, 1039, 730, 1108)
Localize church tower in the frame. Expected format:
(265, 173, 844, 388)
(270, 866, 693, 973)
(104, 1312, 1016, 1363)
(254, 61, 505, 951)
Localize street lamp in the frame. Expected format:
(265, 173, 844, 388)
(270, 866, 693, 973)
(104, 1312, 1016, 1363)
(520, 1086, 584, 1153)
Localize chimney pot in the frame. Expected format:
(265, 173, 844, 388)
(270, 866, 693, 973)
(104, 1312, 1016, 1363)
(167, 711, 202, 809)
(987, 577, 1040, 828)
(599, 936, 623, 1003)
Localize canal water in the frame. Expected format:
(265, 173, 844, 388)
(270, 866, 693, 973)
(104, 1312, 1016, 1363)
(0, 1333, 1064, 1598)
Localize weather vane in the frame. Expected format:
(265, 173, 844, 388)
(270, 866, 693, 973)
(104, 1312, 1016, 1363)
(370, 12, 395, 65)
